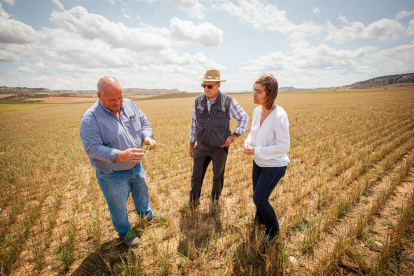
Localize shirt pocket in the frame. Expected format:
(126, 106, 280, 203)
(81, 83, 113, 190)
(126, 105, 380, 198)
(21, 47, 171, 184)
(129, 116, 141, 132)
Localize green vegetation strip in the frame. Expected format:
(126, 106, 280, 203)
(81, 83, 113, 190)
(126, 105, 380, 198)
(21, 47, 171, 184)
(134, 92, 202, 101)
(0, 103, 63, 112)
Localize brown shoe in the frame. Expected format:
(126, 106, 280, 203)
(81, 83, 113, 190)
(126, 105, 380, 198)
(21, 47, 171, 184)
(210, 201, 220, 213)
(179, 200, 200, 212)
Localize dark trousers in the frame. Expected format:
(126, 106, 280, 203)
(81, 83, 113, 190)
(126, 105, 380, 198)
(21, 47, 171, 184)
(252, 160, 286, 237)
(190, 145, 229, 202)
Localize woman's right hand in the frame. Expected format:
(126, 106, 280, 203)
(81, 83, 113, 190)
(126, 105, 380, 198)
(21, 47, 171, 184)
(243, 143, 255, 155)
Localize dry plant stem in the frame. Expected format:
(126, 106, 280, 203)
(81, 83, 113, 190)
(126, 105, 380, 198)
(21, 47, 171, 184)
(313, 152, 414, 275)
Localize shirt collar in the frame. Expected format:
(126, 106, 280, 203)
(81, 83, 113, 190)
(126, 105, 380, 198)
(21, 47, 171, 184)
(98, 99, 124, 115)
(206, 90, 220, 104)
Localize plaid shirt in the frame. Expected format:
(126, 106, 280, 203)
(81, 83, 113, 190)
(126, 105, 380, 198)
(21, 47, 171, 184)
(189, 93, 249, 142)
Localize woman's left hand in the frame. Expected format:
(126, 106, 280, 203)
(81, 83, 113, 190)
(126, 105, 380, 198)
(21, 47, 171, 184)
(243, 143, 255, 155)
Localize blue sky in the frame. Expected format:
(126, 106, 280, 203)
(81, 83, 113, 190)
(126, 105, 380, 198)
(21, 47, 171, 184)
(0, 0, 413, 92)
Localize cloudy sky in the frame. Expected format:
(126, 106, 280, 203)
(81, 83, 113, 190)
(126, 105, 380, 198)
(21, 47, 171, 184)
(0, 0, 413, 92)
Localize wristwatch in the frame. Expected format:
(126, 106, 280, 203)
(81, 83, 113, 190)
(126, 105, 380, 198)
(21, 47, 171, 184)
(233, 133, 240, 137)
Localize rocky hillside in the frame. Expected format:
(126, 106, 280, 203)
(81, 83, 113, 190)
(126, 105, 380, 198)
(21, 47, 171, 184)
(349, 73, 414, 89)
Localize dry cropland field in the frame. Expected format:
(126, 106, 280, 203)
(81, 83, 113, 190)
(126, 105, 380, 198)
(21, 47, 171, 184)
(1, 87, 414, 276)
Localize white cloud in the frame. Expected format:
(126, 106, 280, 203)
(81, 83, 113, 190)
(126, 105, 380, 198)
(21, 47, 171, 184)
(214, 0, 322, 47)
(107, 0, 115, 4)
(122, 7, 132, 19)
(327, 17, 405, 44)
(169, 17, 223, 47)
(33, 27, 136, 70)
(0, 4, 37, 44)
(241, 51, 287, 72)
(313, 7, 320, 15)
(241, 44, 377, 73)
(49, 6, 170, 52)
(365, 44, 414, 73)
(9, 65, 34, 78)
(16, 65, 33, 72)
(0, 4, 221, 86)
(138, 0, 204, 20)
(193, 52, 226, 70)
(0, 48, 19, 62)
(407, 19, 414, 36)
(157, 48, 193, 65)
(165, 0, 204, 20)
(396, 10, 413, 20)
(291, 45, 376, 69)
(337, 14, 350, 25)
(51, 0, 64, 10)
(1, 0, 15, 5)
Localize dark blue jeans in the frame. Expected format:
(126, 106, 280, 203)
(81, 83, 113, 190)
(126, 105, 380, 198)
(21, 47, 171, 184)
(252, 161, 286, 238)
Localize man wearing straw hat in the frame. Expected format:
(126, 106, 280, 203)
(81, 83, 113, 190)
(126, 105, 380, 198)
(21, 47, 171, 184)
(184, 69, 249, 212)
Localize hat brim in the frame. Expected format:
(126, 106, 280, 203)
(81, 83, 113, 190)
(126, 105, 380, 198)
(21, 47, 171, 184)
(199, 78, 226, 82)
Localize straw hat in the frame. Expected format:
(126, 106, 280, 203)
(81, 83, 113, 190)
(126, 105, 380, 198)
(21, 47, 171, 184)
(199, 69, 226, 82)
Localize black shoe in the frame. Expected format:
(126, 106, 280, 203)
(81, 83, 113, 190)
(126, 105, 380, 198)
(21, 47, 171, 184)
(254, 215, 265, 226)
(263, 234, 275, 242)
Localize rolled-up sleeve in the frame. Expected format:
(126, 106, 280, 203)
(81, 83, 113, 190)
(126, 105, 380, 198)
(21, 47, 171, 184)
(138, 108, 154, 140)
(229, 98, 249, 136)
(189, 102, 196, 142)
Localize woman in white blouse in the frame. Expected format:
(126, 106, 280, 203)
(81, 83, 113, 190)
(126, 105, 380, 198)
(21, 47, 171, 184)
(243, 74, 290, 241)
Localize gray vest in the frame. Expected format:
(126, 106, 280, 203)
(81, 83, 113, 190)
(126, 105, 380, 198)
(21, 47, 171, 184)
(195, 91, 233, 149)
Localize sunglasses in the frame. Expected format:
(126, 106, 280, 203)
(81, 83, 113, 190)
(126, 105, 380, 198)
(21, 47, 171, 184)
(201, 83, 219, 89)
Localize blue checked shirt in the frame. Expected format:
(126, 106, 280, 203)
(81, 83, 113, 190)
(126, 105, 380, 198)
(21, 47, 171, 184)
(189, 93, 249, 142)
(80, 99, 154, 172)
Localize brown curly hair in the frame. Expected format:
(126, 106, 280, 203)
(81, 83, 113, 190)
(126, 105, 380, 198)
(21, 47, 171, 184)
(253, 74, 278, 110)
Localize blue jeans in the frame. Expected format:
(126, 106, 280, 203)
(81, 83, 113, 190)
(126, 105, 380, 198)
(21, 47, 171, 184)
(252, 161, 286, 238)
(96, 163, 153, 236)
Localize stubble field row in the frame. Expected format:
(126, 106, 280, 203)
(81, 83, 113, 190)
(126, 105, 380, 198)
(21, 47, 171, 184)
(0, 87, 413, 275)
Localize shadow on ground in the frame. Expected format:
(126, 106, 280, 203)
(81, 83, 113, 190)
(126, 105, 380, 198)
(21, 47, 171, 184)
(177, 205, 223, 260)
(70, 221, 150, 276)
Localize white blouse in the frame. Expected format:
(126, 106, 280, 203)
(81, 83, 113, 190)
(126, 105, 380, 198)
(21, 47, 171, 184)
(244, 105, 290, 167)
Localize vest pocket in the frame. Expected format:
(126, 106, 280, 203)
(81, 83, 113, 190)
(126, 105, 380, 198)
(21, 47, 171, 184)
(196, 106, 205, 119)
(207, 128, 227, 147)
(195, 126, 207, 145)
(217, 106, 226, 118)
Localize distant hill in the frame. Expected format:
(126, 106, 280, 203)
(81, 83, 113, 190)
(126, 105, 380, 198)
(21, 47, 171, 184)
(348, 73, 414, 89)
(0, 86, 185, 95)
(124, 88, 184, 95)
(2, 73, 413, 95)
(279, 86, 306, 92)
(0, 86, 55, 94)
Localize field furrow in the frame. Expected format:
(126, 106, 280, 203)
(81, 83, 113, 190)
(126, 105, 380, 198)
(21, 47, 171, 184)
(293, 150, 414, 275)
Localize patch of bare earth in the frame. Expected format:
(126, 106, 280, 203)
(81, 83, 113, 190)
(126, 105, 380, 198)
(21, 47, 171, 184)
(26, 96, 96, 103)
(0, 94, 16, 99)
